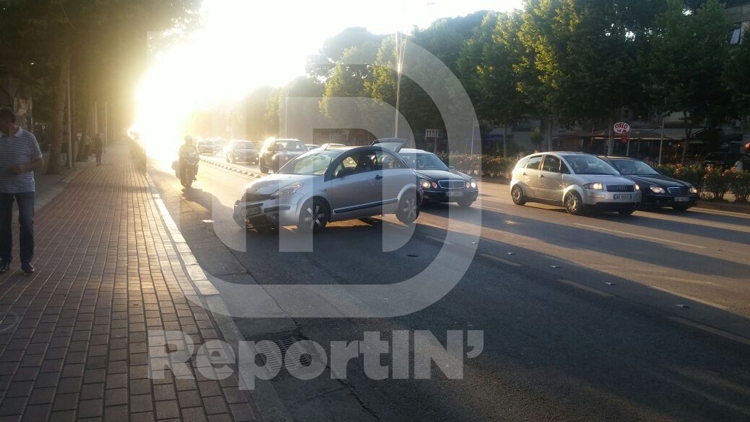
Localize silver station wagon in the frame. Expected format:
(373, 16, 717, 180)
(510, 152, 641, 215)
(233, 144, 421, 232)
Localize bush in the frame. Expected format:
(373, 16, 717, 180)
(435, 153, 516, 179)
(729, 171, 750, 203)
(703, 169, 732, 201)
(654, 164, 706, 192)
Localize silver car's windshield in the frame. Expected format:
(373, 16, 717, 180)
(611, 159, 659, 176)
(280, 151, 340, 175)
(402, 153, 449, 171)
(564, 155, 620, 175)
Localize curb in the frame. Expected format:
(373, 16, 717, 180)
(143, 170, 294, 422)
(695, 200, 750, 215)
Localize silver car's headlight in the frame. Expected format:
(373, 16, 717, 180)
(273, 182, 304, 197)
(583, 182, 604, 190)
(649, 185, 666, 194)
(689, 186, 698, 194)
(419, 179, 432, 190)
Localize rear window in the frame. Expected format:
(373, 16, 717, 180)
(526, 156, 543, 170)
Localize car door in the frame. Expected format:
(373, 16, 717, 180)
(328, 149, 384, 219)
(538, 155, 566, 202)
(521, 155, 543, 199)
(376, 149, 413, 213)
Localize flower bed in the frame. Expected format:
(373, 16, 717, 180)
(436, 153, 516, 180)
(654, 164, 750, 204)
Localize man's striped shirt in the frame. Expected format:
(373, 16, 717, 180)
(0, 127, 42, 194)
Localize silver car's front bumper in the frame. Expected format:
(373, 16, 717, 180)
(582, 190, 641, 208)
(233, 196, 302, 228)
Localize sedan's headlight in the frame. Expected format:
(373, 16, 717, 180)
(419, 179, 432, 190)
(468, 179, 477, 189)
(635, 184, 640, 191)
(649, 185, 666, 194)
(689, 186, 698, 194)
(273, 182, 303, 197)
(583, 182, 604, 190)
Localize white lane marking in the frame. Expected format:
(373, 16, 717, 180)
(423, 234, 453, 245)
(574, 223, 705, 249)
(480, 253, 521, 267)
(650, 286, 730, 310)
(669, 316, 750, 347)
(559, 279, 613, 297)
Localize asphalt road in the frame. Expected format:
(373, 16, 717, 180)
(150, 154, 750, 422)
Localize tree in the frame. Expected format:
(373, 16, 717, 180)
(648, 0, 732, 163)
(724, 31, 750, 120)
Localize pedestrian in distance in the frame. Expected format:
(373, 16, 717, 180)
(94, 133, 104, 165)
(0, 108, 44, 275)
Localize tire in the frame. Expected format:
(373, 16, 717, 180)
(226, 155, 230, 163)
(618, 208, 636, 216)
(298, 198, 328, 233)
(260, 162, 268, 174)
(564, 192, 585, 215)
(396, 191, 420, 224)
(457, 198, 474, 208)
(672, 205, 690, 212)
(511, 185, 526, 205)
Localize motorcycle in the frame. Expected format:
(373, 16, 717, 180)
(177, 151, 200, 188)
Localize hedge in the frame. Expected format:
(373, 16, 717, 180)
(435, 153, 516, 179)
(654, 164, 750, 203)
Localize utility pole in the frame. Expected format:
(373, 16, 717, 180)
(67, 66, 73, 169)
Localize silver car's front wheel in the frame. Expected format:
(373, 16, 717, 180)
(298, 198, 328, 233)
(564, 192, 585, 215)
(396, 192, 419, 224)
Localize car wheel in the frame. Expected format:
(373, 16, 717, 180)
(672, 205, 690, 212)
(396, 191, 420, 224)
(618, 208, 636, 216)
(511, 185, 526, 205)
(457, 198, 474, 208)
(260, 162, 268, 174)
(298, 198, 328, 233)
(564, 192, 585, 215)
(226, 156, 230, 163)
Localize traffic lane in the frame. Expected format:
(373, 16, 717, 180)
(479, 180, 750, 250)
(419, 203, 750, 319)
(289, 234, 750, 422)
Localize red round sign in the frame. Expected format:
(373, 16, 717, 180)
(614, 122, 630, 135)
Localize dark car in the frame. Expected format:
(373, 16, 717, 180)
(701, 152, 750, 170)
(258, 137, 308, 173)
(197, 139, 217, 155)
(598, 156, 698, 211)
(224, 140, 258, 164)
(399, 148, 478, 208)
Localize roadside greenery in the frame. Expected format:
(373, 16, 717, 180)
(655, 164, 750, 203)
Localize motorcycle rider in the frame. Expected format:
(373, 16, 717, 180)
(179, 135, 199, 182)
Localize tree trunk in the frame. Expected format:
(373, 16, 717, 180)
(46, 49, 71, 175)
(681, 112, 691, 165)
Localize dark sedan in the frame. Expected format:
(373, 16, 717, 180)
(598, 156, 698, 211)
(399, 148, 478, 208)
(224, 140, 258, 164)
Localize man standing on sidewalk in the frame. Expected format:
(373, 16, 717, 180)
(0, 107, 44, 274)
(94, 132, 104, 165)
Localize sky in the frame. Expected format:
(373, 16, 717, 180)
(133, 0, 523, 147)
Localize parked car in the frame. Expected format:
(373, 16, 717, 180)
(224, 140, 258, 164)
(598, 156, 698, 211)
(399, 148, 478, 208)
(197, 139, 217, 155)
(233, 145, 421, 232)
(258, 137, 308, 173)
(305, 144, 321, 151)
(701, 152, 750, 170)
(510, 152, 641, 215)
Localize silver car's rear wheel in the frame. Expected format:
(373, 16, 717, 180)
(511, 185, 526, 205)
(564, 192, 584, 215)
(298, 198, 328, 233)
(396, 192, 419, 224)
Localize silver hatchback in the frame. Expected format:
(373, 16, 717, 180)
(233, 145, 421, 232)
(510, 152, 641, 215)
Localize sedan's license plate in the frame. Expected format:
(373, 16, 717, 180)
(246, 206, 261, 216)
(674, 196, 689, 202)
(613, 194, 631, 200)
(446, 190, 463, 197)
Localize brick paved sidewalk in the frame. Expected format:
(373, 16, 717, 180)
(0, 143, 259, 421)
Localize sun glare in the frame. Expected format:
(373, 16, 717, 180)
(131, 0, 522, 157)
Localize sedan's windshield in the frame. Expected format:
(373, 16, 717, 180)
(280, 151, 340, 175)
(611, 159, 659, 176)
(401, 152, 449, 170)
(233, 141, 255, 150)
(276, 141, 306, 151)
(564, 155, 620, 175)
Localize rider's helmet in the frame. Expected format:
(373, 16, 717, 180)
(184, 135, 193, 144)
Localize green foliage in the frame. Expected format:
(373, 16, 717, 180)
(728, 171, 750, 202)
(434, 153, 516, 179)
(703, 169, 732, 200)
